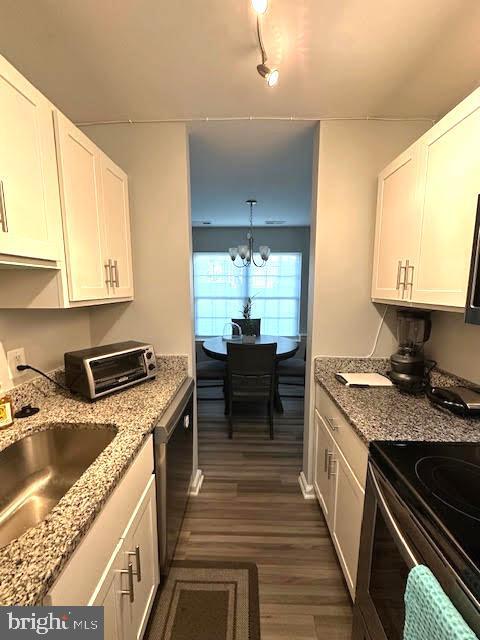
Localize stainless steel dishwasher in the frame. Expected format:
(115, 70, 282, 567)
(154, 377, 194, 576)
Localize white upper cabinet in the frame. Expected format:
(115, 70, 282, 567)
(372, 87, 480, 311)
(371, 146, 421, 301)
(101, 156, 134, 299)
(0, 53, 133, 308)
(413, 93, 480, 307)
(55, 112, 133, 303)
(0, 56, 62, 262)
(55, 112, 108, 301)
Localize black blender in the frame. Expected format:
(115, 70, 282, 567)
(389, 310, 434, 393)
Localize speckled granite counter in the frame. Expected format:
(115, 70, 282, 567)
(315, 357, 480, 444)
(0, 355, 189, 606)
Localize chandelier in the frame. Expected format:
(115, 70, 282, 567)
(228, 200, 271, 268)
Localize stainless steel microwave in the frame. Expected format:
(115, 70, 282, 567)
(465, 195, 480, 324)
(64, 341, 157, 400)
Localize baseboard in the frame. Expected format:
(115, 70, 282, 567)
(298, 471, 315, 500)
(190, 469, 204, 496)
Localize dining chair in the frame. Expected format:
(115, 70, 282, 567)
(196, 342, 226, 401)
(231, 318, 261, 336)
(226, 342, 277, 439)
(277, 345, 306, 398)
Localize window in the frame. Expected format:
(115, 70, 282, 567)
(193, 252, 302, 337)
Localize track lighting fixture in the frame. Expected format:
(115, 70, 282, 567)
(257, 63, 279, 87)
(251, 0, 268, 14)
(252, 0, 279, 87)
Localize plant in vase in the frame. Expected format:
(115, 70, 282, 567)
(241, 297, 258, 343)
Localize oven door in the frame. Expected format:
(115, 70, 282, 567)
(354, 462, 480, 640)
(354, 463, 420, 640)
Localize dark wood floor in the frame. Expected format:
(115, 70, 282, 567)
(175, 389, 353, 640)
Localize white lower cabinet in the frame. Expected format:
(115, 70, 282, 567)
(313, 413, 335, 528)
(91, 476, 159, 640)
(47, 436, 159, 640)
(331, 446, 365, 596)
(314, 385, 369, 600)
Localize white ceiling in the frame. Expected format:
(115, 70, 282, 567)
(189, 120, 315, 226)
(0, 0, 479, 123)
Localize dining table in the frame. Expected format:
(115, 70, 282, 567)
(202, 335, 300, 413)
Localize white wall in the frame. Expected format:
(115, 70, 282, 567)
(192, 226, 310, 333)
(0, 309, 91, 381)
(82, 122, 198, 474)
(426, 311, 480, 383)
(302, 119, 432, 488)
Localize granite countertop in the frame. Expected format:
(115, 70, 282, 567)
(314, 357, 480, 444)
(0, 355, 189, 606)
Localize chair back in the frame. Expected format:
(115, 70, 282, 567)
(231, 318, 261, 336)
(227, 342, 276, 398)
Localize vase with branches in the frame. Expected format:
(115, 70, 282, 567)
(241, 296, 258, 337)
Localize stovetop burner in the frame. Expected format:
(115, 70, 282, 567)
(415, 456, 480, 522)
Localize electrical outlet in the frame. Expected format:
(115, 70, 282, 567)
(7, 348, 26, 379)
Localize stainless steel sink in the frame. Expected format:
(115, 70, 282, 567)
(0, 425, 117, 548)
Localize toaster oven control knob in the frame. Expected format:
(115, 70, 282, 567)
(148, 363, 156, 371)
(146, 352, 153, 359)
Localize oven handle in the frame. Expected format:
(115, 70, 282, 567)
(370, 465, 420, 570)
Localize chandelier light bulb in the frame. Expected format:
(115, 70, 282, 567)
(251, 0, 268, 14)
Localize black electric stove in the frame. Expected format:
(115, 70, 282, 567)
(371, 440, 480, 603)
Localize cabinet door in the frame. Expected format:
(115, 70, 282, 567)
(122, 475, 159, 640)
(412, 92, 480, 307)
(89, 539, 128, 640)
(331, 445, 365, 600)
(0, 55, 61, 261)
(371, 146, 421, 301)
(313, 412, 335, 530)
(101, 155, 133, 298)
(55, 112, 109, 301)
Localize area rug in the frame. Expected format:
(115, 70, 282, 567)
(145, 561, 261, 640)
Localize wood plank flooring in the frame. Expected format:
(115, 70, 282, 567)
(175, 391, 353, 640)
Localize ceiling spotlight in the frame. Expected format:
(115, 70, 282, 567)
(257, 64, 279, 87)
(253, 6, 279, 88)
(251, 0, 268, 14)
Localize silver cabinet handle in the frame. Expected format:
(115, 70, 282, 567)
(397, 260, 407, 294)
(324, 448, 329, 472)
(128, 546, 141, 582)
(120, 562, 135, 603)
(396, 260, 403, 290)
(112, 259, 120, 288)
(328, 456, 337, 480)
(406, 262, 414, 298)
(0, 180, 8, 232)
(184, 415, 190, 430)
(104, 262, 113, 287)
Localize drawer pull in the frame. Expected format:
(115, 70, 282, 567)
(325, 417, 338, 431)
(120, 562, 135, 603)
(128, 545, 142, 582)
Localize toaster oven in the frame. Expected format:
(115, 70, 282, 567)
(64, 341, 157, 400)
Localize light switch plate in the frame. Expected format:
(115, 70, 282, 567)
(7, 347, 26, 379)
